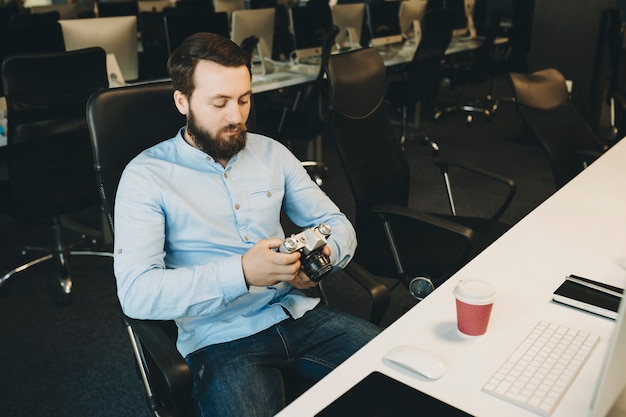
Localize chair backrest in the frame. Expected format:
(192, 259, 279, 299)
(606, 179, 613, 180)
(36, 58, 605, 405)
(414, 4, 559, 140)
(86, 82, 186, 234)
(164, 10, 230, 54)
(87, 81, 258, 234)
(510, 68, 606, 189)
(405, 8, 454, 101)
(2, 47, 108, 219)
(139, 11, 170, 79)
(10, 10, 60, 25)
(325, 46, 473, 283)
(0, 22, 66, 98)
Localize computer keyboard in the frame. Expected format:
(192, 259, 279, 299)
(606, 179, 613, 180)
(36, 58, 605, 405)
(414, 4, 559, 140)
(482, 321, 600, 416)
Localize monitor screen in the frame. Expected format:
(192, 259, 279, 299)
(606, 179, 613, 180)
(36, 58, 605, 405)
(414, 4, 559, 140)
(164, 11, 229, 54)
(331, 3, 364, 50)
(366, 0, 403, 48)
(290, 3, 334, 61)
(399, 0, 427, 37)
(231, 7, 275, 60)
(59, 16, 139, 82)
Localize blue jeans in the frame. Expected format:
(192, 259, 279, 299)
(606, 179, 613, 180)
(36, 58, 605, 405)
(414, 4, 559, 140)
(185, 305, 381, 417)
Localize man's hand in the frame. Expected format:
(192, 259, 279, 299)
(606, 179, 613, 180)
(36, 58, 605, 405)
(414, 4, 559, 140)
(241, 238, 331, 289)
(242, 238, 300, 287)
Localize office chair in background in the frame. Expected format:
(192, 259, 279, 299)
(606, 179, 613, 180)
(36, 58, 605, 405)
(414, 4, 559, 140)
(385, 8, 454, 153)
(509, 68, 609, 190)
(0, 47, 111, 304)
(87, 81, 390, 417)
(0, 21, 66, 98)
(323, 46, 516, 299)
(434, 4, 502, 125)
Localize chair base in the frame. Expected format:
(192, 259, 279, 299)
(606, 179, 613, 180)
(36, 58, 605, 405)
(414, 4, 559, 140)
(0, 217, 113, 304)
(434, 98, 499, 125)
(398, 103, 440, 154)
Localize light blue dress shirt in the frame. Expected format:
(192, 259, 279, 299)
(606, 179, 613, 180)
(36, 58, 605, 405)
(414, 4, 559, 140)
(113, 130, 357, 357)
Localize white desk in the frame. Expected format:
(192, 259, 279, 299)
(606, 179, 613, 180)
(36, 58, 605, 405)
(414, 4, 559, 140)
(251, 35, 493, 94)
(276, 138, 626, 417)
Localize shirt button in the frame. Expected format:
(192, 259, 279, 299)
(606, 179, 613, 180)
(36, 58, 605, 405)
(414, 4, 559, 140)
(224, 173, 228, 178)
(117, 249, 123, 254)
(266, 191, 272, 197)
(206, 156, 211, 161)
(244, 236, 249, 241)
(235, 204, 240, 210)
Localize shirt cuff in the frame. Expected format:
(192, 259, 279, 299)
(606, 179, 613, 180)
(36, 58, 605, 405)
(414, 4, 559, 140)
(218, 255, 249, 303)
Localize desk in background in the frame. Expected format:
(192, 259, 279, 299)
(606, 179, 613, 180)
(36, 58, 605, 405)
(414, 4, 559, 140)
(276, 137, 626, 417)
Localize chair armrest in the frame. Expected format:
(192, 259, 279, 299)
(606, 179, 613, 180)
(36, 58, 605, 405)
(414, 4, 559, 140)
(124, 316, 194, 417)
(370, 204, 474, 285)
(577, 149, 603, 167)
(434, 159, 517, 221)
(342, 261, 391, 326)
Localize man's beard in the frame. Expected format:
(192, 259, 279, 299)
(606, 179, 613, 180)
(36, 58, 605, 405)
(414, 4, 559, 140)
(186, 109, 247, 160)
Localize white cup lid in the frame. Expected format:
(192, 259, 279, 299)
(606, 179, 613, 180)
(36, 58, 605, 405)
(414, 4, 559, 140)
(454, 280, 496, 305)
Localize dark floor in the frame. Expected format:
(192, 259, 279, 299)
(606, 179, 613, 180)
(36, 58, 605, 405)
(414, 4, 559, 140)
(0, 76, 557, 417)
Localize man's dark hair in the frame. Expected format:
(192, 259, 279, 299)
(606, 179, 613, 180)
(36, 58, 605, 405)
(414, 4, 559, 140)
(167, 32, 252, 96)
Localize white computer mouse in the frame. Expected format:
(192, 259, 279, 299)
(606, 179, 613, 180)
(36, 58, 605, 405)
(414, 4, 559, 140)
(382, 345, 448, 380)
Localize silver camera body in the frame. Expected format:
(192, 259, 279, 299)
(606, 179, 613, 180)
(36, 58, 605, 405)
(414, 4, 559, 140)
(279, 223, 333, 282)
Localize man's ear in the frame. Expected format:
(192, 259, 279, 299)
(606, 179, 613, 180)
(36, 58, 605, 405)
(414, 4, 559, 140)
(173, 90, 189, 115)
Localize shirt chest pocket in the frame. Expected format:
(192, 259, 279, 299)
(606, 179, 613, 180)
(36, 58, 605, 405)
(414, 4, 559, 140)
(247, 186, 284, 214)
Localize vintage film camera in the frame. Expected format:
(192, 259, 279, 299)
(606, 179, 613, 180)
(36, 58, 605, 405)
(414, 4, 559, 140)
(279, 223, 333, 282)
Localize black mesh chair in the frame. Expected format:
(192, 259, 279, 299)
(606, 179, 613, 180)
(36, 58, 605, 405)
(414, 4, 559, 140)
(324, 47, 516, 298)
(434, 5, 502, 124)
(386, 8, 453, 152)
(87, 81, 390, 417)
(509, 68, 608, 190)
(0, 47, 111, 303)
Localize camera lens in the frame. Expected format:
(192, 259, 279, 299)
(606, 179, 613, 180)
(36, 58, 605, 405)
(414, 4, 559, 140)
(302, 250, 333, 282)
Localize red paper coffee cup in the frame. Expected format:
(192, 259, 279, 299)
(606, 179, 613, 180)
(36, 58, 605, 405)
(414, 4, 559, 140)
(454, 280, 496, 336)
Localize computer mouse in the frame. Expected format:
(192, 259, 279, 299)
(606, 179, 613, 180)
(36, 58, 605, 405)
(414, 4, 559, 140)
(382, 345, 447, 380)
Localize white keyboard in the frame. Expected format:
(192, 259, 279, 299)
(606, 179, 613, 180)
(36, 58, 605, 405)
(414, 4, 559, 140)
(482, 321, 600, 416)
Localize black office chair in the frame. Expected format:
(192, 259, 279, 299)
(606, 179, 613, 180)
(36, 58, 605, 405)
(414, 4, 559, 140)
(386, 8, 454, 152)
(0, 21, 66, 98)
(0, 47, 111, 303)
(164, 10, 230, 54)
(138, 11, 170, 79)
(9, 10, 60, 25)
(600, 7, 625, 145)
(509, 68, 608, 190)
(87, 81, 390, 417)
(434, 6, 502, 125)
(323, 46, 516, 298)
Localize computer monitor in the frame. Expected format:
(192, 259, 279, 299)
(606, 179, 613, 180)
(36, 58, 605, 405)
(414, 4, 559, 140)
(59, 16, 139, 82)
(31, 3, 79, 19)
(164, 11, 229, 54)
(589, 295, 626, 417)
(97, 1, 140, 18)
(365, 0, 403, 48)
(399, 0, 427, 38)
(289, 3, 334, 61)
(331, 3, 364, 50)
(231, 8, 275, 62)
